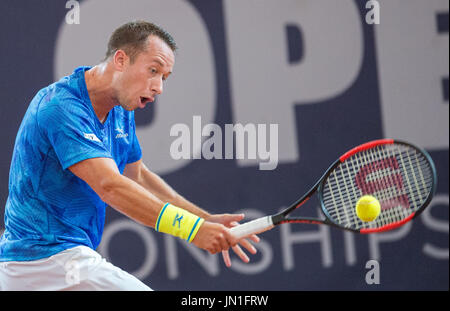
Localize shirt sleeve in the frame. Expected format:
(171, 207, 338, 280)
(37, 98, 113, 170)
(126, 116, 142, 164)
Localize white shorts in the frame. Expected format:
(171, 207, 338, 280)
(0, 246, 152, 291)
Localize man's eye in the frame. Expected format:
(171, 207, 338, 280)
(150, 68, 157, 74)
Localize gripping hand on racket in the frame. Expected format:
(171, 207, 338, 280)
(203, 214, 260, 267)
(192, 214, 259, 267)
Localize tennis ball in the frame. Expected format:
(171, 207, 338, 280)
(355, 195, 381, 222)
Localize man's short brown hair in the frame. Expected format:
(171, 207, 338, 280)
(105, 20, 177, 63)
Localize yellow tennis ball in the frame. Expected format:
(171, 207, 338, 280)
(355, 195, 381, 222)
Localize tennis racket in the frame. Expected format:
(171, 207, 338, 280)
(230, 139, 437, 237)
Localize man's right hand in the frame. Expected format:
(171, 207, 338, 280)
(191, 221, 238, 254)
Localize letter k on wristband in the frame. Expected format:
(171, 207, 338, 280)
(156, 203, 205, 242)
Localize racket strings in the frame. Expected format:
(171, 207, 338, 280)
(322, 144, 434, 230)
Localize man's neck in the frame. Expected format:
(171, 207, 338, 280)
(84, 63, 117, 123)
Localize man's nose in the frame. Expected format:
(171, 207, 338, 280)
(151, 78, 163, 95)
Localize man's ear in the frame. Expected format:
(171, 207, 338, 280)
(113, 50, 129, 72)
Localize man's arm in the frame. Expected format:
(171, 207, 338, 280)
(123, 159, 210, 219)
(123, 159, 260, 266)
(68, 157, 238, 254)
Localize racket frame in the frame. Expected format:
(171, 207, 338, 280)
(271, 139, 437, 234)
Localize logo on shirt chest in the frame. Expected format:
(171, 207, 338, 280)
(83, 132, 102, 143)
(115, 127, 129, 139)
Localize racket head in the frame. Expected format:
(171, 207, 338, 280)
(318, 139, 437, 233)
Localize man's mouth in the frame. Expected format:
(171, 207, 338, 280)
(140, 96, 153, 106)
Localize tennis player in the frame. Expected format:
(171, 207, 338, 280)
(0, 21, 258, 290)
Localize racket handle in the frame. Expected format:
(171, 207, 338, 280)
(230, 216, 274, 238)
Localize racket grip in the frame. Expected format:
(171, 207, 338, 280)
(230, 216, 274, 239)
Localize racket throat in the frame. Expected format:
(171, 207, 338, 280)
(271, 213, 285, 226)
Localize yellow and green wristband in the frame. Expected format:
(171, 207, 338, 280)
(155, 203, 205, 243)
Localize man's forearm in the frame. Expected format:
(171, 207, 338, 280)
(170, 193, 211, 219)
(101, 173, 165, 228)
(135, 166, 211, 220)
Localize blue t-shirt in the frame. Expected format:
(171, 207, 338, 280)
(0, 66, 142, 262)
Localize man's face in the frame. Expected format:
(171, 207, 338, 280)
(114, 35, 175, 111)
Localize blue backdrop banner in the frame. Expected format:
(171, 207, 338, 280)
(0, 0, 448, 290)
